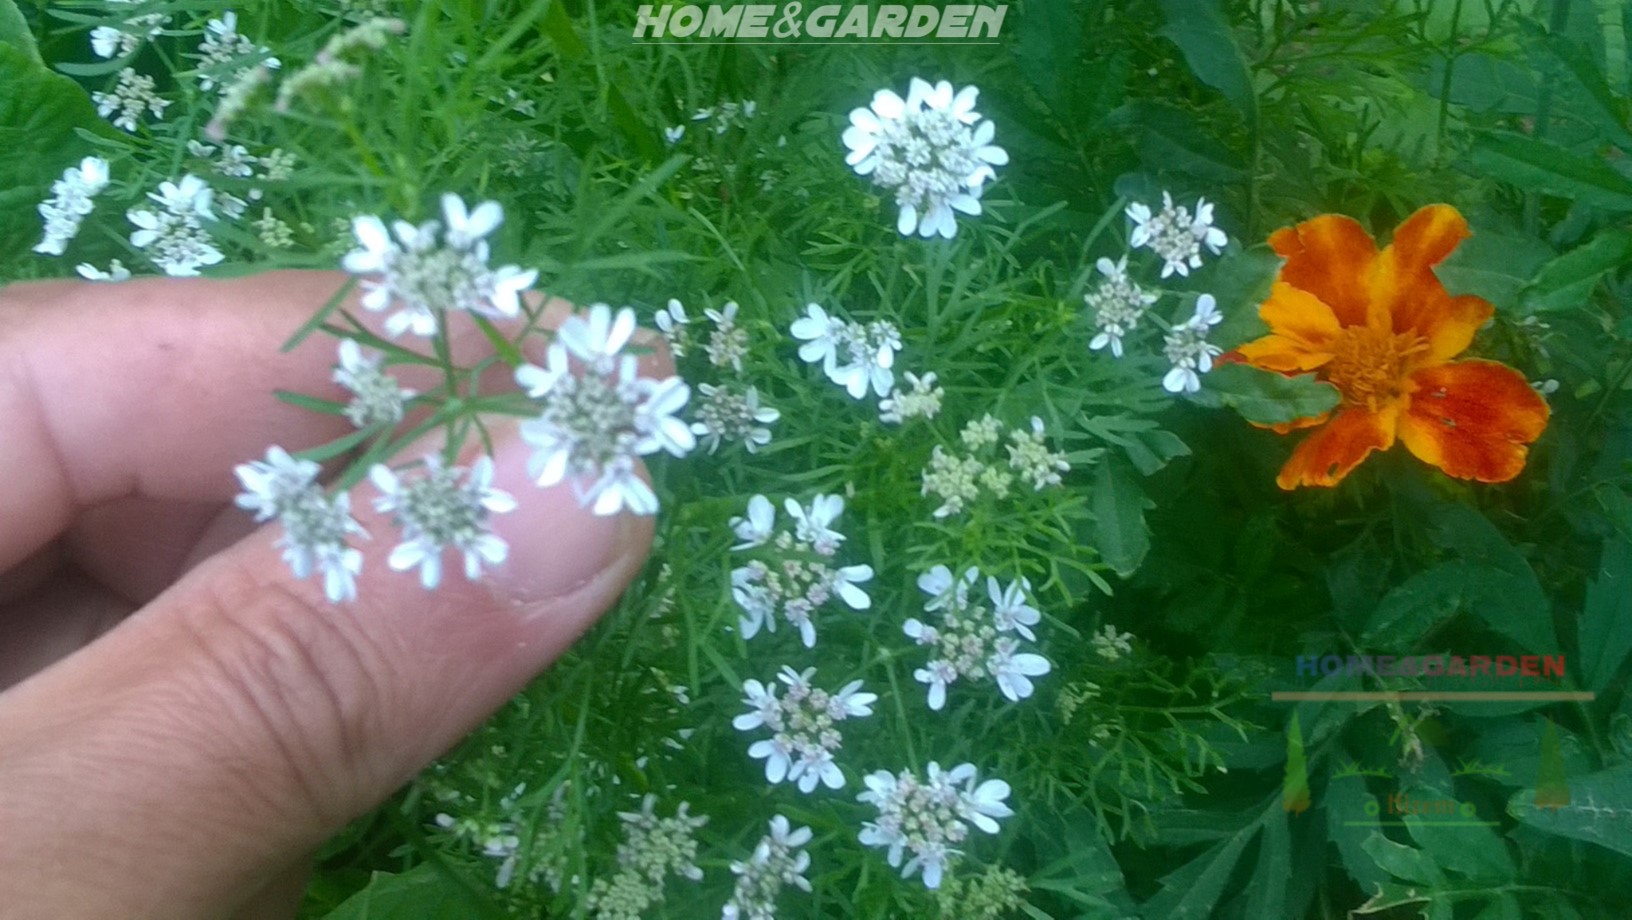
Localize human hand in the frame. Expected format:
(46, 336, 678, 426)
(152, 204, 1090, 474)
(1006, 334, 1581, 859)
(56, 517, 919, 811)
(0, 271, 658, 918)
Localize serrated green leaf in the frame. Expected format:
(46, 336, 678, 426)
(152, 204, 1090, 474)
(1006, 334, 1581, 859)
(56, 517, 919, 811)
(1140, 831, 1252, 918)
(1363, 832, 1447, 886)
(1203, 363, 1341, 427)
(1580, 537, 1632, 692)
(1471, 132, 1632, 212)
(1156, 0, 1258, 129)
(1401, 785, 1514, 882)
(0, 0, 38, 64)
(1531, 26, 1632, 151)
(1520, 229, 1632, 313)
(1509, 763, 1632, 858)
(1244, 809, 1292, 918)
(1091, 458, 1150, 578)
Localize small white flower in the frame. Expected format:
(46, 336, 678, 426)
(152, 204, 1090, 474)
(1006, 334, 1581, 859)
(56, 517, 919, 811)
(342, 194, 537, 338)
(1162, 294, 1224, 394)
(1092, 624, 1134, 661)
(1006, 417, 1070, 490)
(1128, 192, 1229, 278)
(127, 174, 224, 277)
(88, 0, 167, 59)
(878, 370, 943, 424)
(558, 303, 638, 374)
(704, 301, 749, 373)
(234, 446, 367, 602)
(734, 667, 874, 793)
(334, 339, 416, 428)
(987, 575, 1040, 640)
(370, 454, 516, 589)
(843, 78, 1008, 239)
(655, 298, 691, 357)
(730, 494, 777, 549)
(197, 10, 282, 93)
(1085, 255, 1159, 358)
(94, 67, 170, 132)
(790, 302, 842, 369)
(857, 761, 1014, 889)
(664, 124, 685, 144)
(34, 157, 111, 256)
(517, 311, 693, 517)
(989, 637, 1051, 703)
(692, 383, 779, 453)
(791, 304, 901, 400)
(727, 491, 871, 646)
(75, 259, 131, 281)
(722, 815, 813, 920)
(786, 493, 846, 554)
(906, 563, 1049, 709)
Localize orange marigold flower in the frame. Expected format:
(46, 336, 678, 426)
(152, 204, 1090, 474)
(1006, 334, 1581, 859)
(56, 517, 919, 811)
(1228, 204, 1549, 489)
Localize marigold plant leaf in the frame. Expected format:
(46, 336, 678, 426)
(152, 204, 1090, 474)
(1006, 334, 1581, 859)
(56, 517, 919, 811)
(1201, 363, 1341, 427)
(1520, 228, 1632, 314)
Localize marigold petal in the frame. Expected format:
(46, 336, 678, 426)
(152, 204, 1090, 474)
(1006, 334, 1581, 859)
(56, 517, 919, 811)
(1399, 360, 1549, 482)
(1237, 281, 1343, 371)
(1235, 334, 1333, 372)
(1372, 205, 1488, 359)
(1269, 214, 1378, 328)
(1275, 405, 1399, 490)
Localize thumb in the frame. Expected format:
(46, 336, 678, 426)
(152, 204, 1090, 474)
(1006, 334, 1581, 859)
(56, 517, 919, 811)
(0, 424, 652, 919)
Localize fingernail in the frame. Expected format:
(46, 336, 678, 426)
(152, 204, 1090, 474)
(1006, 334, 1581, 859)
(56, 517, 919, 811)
(481, 423, 637, 605)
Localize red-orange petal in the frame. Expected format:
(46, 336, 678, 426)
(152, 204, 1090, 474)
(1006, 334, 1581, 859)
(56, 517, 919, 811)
(1398, 360, 1549, 482)
(1269, 214, 1379, 328)
(1276, 404, 1400, 489)
(1372, 205, 1489, 360)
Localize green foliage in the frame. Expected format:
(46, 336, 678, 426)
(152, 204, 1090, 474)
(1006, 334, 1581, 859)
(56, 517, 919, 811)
(8, 0, 1632, 917)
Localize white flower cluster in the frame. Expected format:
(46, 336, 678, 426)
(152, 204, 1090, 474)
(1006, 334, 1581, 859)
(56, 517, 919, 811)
(722, 815, 814, 920)
(1161, 294, 1224, 394)
(728, 494, 874, 647)
(34, 157, 110, 256)
(195, 11, 281, 93)
(370, 454, 516, 590)
(234, 447, 366, 603)
(89, 0, 167, 59)
(343, 193, 538, 337)
(921, 414, 1068, 518)
(127, 175, 224, 277)
(905, 565, 1051, 710)
(843, 78, 1008, 239)
(1086, 191, 1231, 395)
(584, 796, 709, 920)
(878, 370, 944, 425)
(1085, 256, 1159, 358)
(94, 67, 170, 132)
(1091, 624, 1135, 662)
(734, 666, 876, 793)
(333, 339, 416, 428)
(857, 762, 1014, 889)
(666, 299, 783, 454)
(517, 304, 695, 516)
(692, 383, 780, 454)
(790, 303, 901, 400)
(1127, 191, 1228, 279)
(234, 445, 516, 601)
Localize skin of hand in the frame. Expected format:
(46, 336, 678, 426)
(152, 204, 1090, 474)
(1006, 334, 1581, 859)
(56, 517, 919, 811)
(0, 271, 659, 919)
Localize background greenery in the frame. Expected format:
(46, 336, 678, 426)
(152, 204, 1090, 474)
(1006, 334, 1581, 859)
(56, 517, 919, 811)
(4, 0, 1632, 917)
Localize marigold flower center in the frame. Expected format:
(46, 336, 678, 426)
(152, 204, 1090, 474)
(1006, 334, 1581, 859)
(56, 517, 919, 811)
(1323, 326, 1425, 410)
